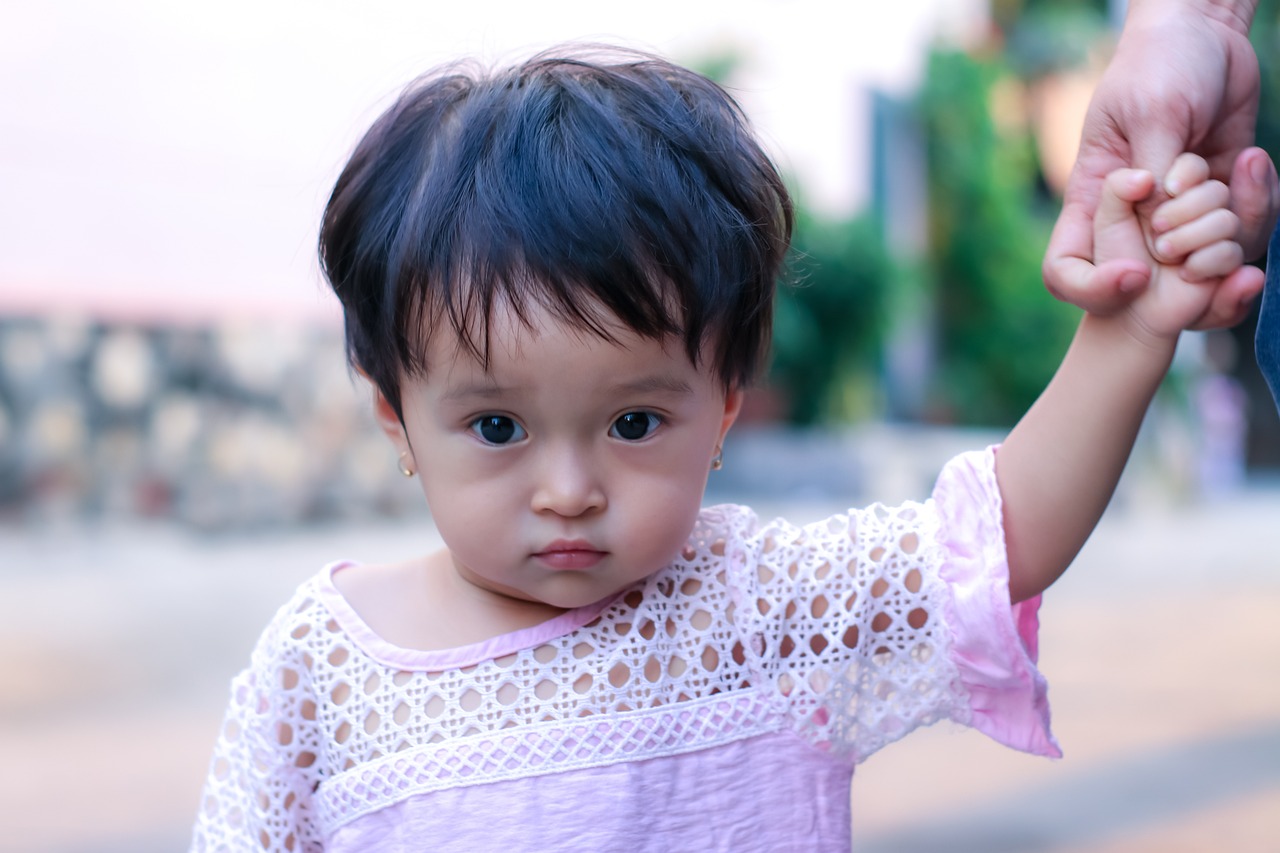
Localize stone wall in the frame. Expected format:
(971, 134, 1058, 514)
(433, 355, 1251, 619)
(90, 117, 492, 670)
(3, 312, 1262, 529)
(0, 315, 421, 528)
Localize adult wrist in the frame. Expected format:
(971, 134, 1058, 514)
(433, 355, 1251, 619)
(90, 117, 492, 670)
(1126, 0, 1257, 36)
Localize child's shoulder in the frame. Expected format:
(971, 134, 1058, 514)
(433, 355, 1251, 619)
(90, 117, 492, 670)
(327, 555, 433, 645)
(699, 446, 1002, 560)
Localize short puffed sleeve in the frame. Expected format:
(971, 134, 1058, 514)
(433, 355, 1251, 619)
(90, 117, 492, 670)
(726, 447, 1060, 763)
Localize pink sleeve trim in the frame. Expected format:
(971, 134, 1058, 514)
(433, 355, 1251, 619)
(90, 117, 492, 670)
(934, 447, 1063, 759)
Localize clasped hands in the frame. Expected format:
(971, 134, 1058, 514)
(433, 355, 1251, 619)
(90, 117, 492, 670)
(1042, 7, 1280, 334)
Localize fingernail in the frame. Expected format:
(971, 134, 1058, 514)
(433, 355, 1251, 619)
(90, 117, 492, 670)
(1164, 176, 1181, 195)
(1250, 152, 1270, 185)
(1155, 237, 1173, 257)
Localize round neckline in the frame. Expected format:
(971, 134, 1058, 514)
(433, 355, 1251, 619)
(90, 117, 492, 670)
(315, 561, 621, 671)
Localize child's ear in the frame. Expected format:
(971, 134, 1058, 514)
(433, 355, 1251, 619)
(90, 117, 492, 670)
(370, 385, 419, 478)
(717, 386, 745, 445)
(369, 382, 408, 450)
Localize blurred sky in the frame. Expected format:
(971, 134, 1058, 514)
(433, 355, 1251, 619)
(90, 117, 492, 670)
(1, 0, 984, 324)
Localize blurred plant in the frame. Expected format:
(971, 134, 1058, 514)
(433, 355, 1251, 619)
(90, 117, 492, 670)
(1000, 0, 1109, 78)
(1253, 0, 1280, 162)
(918, 47, 1080, 425)
(990, 0, 1107, 24)
(688, 45, 892, 426)
(770, 211, 890, 425)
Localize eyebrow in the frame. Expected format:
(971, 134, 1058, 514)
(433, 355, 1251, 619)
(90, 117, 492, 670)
(440, 382, 513, 403)
(606, 375, 694, 397)
(440, 374, 693, 403)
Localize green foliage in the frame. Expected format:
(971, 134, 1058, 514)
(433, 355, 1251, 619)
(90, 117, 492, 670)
(687, 48, 747, 87)
(683, 45, 892, 426)
(1003, 2, 1109, 78)
(1253, 0, 1280, 160)
(689, 37, 1086, 427)
(918, 48, 1079, 425)
(769, 212, 889, 425)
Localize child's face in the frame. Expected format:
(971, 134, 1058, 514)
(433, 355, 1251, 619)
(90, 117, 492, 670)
(376, 300, 742, 610)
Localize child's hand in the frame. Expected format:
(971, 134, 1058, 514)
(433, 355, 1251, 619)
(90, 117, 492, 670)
(1093, 153, 1263, 347)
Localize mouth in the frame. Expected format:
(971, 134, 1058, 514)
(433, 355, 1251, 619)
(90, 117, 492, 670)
(534, 540, 608, 571)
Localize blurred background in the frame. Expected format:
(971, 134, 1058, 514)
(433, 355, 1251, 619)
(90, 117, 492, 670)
(2, 0, 1278, 850)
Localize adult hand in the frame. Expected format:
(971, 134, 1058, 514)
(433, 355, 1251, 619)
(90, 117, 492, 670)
(1043, 2, 1279, 329)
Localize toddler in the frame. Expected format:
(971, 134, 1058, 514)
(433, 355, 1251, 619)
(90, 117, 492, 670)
(190, 47, 1262, 852)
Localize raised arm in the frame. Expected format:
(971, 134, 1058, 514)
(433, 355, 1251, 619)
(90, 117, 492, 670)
(1043, 0, 1276, 327)
(1000, 156, 1263, 603)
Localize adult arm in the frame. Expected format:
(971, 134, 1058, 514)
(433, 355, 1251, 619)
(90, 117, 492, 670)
(1043, 0, 1277, 327)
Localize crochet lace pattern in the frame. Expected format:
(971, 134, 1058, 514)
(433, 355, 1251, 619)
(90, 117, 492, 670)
(192, 457, 1021, 852)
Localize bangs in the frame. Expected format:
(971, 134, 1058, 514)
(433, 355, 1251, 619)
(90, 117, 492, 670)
(320, 47, 792, 417)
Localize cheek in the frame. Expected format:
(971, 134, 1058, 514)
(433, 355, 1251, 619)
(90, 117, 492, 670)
(417, 450, 520, 547)
(615, 457, 711, 565)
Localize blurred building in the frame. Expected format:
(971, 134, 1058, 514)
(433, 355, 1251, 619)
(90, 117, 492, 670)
(1, 1, 990, 525)
(4, 1, 1274, 526)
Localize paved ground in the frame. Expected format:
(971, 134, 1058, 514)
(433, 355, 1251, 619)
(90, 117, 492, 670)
(2, 479, 1278, 852)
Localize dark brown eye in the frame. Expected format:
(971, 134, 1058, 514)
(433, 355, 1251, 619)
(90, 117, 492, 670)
(471, 416, 525, 445)
(610, 412, 660, 441)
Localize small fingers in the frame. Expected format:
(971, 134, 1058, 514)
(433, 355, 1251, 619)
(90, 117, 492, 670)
(1043, 199, 1097, 303)
(1163, 152, 1211, 197)
(1151, 179, 1230, 234)
(1182, 239, 1245, 282)
(1104, 168, 1156, 205)
(1095, 168, 1154, 234)
(1042, 256, 1150, 313)
(1152, 154, 1215, 264)
(1154, 207, 1240, 267)
(1044, 182, 1152, 314)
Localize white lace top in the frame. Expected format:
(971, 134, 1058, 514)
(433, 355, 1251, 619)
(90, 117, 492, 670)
(190, 448, 1059, 852)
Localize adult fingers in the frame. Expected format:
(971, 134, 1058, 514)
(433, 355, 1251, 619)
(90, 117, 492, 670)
(1126, 119, 1185, 189)
(1229, 147, 1280, 261)
(1188, 264, 1265, 331)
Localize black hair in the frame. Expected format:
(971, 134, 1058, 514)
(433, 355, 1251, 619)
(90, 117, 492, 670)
(319, 45, 793, 419)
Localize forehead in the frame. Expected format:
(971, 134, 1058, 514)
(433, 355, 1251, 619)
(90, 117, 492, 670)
(421, 298, 705, 393)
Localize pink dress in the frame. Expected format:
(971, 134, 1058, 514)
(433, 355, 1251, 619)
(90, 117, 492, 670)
(190, 448, 1058, 852)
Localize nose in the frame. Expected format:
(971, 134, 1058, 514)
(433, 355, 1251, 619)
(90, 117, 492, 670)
(530, 443, 606, 518)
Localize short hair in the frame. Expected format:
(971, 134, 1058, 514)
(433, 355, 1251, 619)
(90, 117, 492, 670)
(319, 45, 794, 419)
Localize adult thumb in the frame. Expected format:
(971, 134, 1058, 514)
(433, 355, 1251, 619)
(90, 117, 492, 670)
(1230, 146, 1279, 260)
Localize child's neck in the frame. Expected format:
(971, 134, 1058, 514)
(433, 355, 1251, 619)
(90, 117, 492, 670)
(333, 549, 568, 652)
